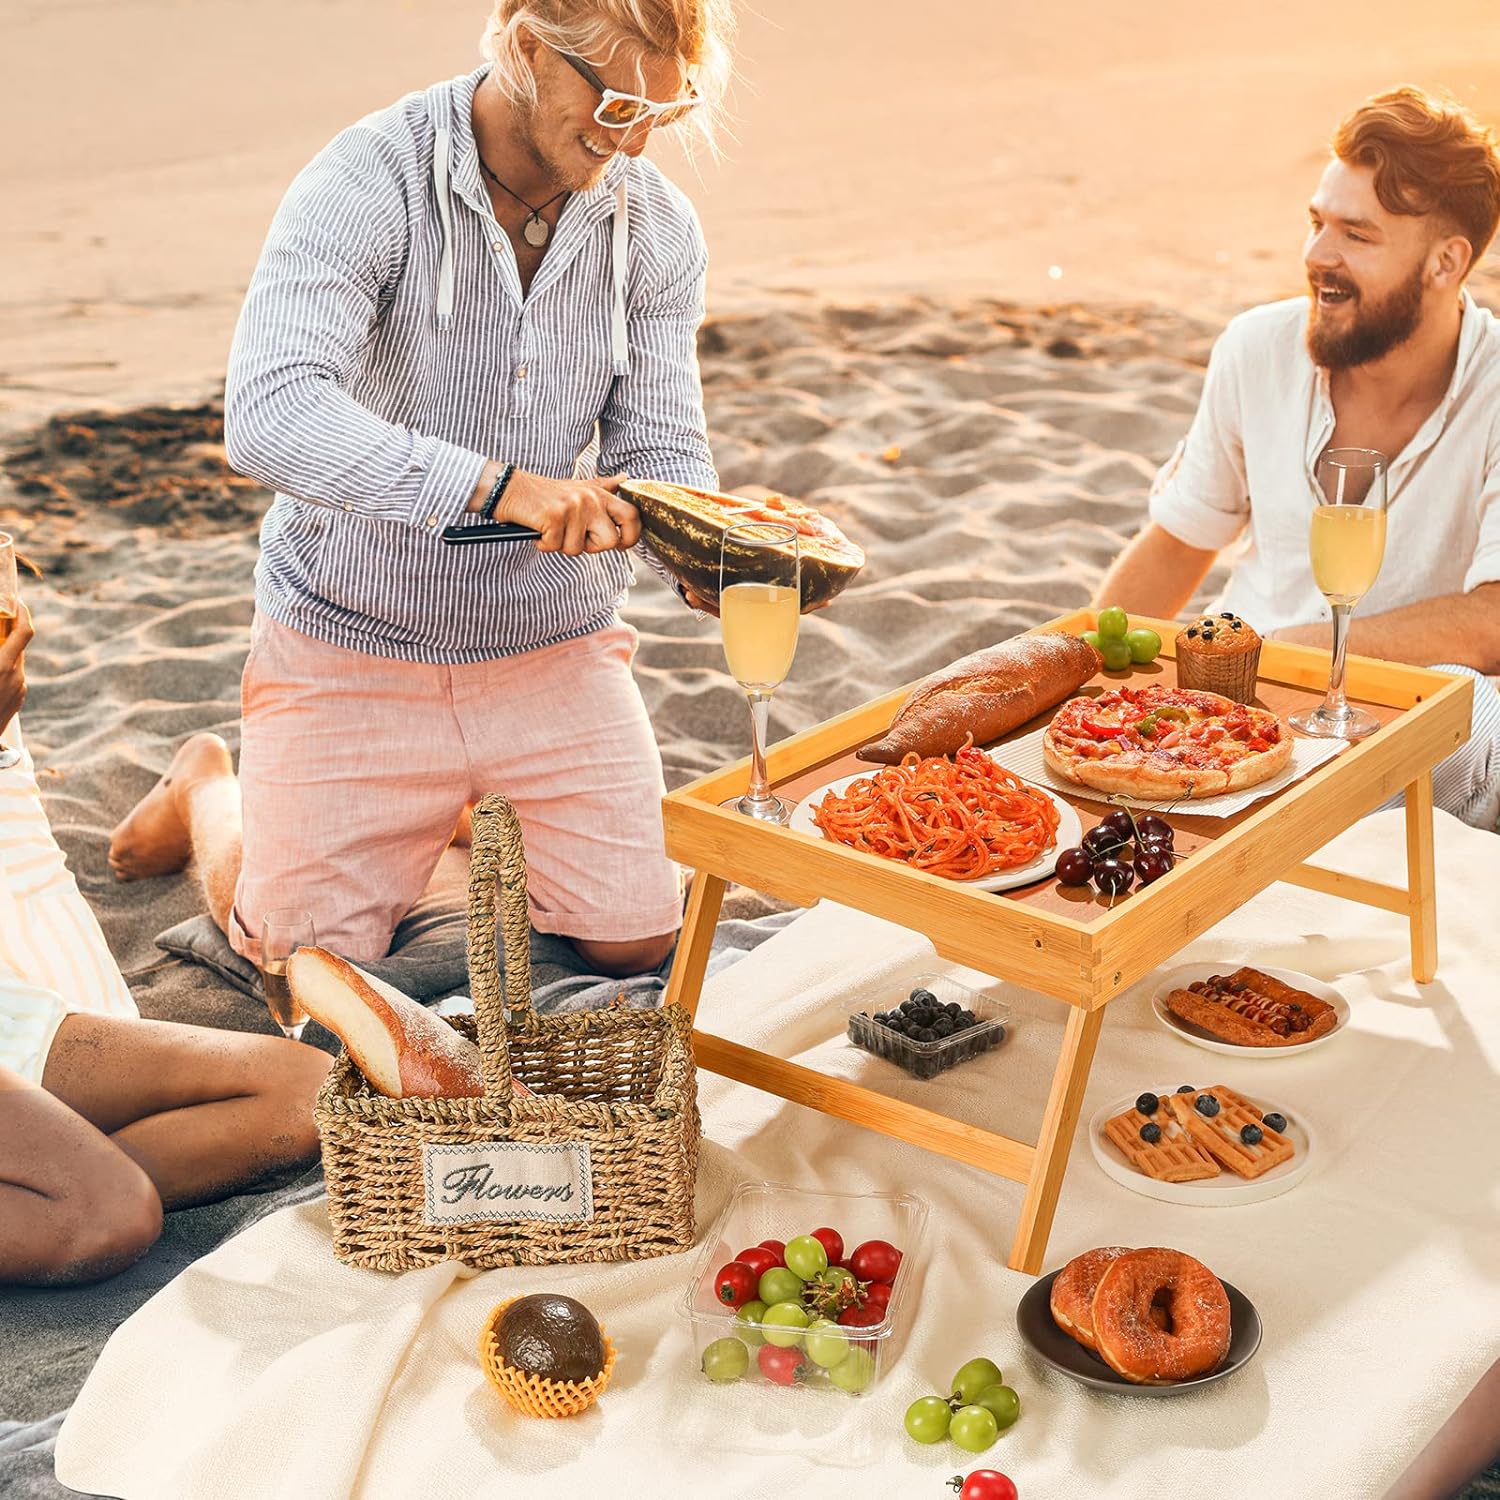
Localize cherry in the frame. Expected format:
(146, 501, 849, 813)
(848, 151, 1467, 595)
(1135, 813, 1173, 844)
(1092, 858, 1134, 897)
(1100, 808, 1136, 842)
(1054, 847, 1094, 886)
(1081, 824, 1124, 860)
(1134, 849, 1173, 886)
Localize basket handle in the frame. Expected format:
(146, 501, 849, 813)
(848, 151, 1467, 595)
(466, 793, 536, 1096)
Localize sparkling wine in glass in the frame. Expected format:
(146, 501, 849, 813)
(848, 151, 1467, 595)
(719, 520, 800, 823)
(0, 534, 23, 771)
(260, 908, 315, 1040)
(1290, 448, 1389, 740)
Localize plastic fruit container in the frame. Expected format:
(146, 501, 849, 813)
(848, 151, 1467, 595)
(848, 972, 1010, 1080)
(681, 1181, 929, 1395)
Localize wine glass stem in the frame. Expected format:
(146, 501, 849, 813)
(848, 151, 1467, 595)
(744, 690, 775, 805)
(1324, 603, 1353, 718)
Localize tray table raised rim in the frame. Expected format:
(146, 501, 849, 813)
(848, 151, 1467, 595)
(661, 608, 1473, 1271)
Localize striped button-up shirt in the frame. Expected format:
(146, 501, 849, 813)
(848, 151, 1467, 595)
(225, 66, 717, 663)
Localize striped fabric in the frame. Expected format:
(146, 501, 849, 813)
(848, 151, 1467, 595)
(0, 733, 137, 1084)
(225, 66, 716, 665)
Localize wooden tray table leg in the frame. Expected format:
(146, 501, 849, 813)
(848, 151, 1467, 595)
(1008, 1005, 1106, 1275)
(1405, 769, 1438, 984)
(663, 873, 728, 1023)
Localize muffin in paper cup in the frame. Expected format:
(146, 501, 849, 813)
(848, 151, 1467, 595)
(479, 1297, 617, 1419)
(1175, 612, 1263, 702)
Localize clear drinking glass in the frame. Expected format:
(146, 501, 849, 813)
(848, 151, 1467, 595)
(718, 520, 800, 823)
(1290, 448, 1389, 740)
(0, 534, 23, 771)
(260, 908, 315, 1040)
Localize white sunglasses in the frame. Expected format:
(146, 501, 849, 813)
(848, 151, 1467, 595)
(556, 49, 701, 129)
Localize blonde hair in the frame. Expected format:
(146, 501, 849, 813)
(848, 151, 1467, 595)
(479, 0, 736, 153)
(1334, 87, 1500, 269)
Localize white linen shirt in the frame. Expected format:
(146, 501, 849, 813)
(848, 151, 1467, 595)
(1148, 292, 1500, 637)
(225, 67, 716, 664)
(0, 733, 137, 1084)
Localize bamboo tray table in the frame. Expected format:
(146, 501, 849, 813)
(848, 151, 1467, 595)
(661, 610, 1474, 1273)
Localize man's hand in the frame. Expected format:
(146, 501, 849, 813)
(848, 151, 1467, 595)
(494, 471, 641, 557)
(0, 603, 34, 728)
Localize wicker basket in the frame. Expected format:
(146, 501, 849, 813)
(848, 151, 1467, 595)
(314, 793, 700, 1271)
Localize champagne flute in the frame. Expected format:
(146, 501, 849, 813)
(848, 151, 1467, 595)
(0, 534, 23, 771)
(718, 520, 800, 823)
(1290, 448, 1389, 740)
(261, 908, 315, 1040)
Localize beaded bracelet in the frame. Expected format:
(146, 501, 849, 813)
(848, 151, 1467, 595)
(479, 463, 517, 522)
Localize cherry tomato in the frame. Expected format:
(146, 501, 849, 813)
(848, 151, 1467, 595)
(862, 1281, 892, 1313)
(715, 1260, 759, 1308)
(735, 1246, 779, 1280)
(810, 1226, 844, 1266)
(756, 1342, 805, 1386)
(954, 1471, 1019, 1500)
(848, 1239, 902, 1284)
(757, 1239, 787, 1267)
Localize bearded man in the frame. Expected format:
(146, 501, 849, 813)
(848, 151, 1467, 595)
(1096, 86, 1500, 829)
(111, 0, 736, 973)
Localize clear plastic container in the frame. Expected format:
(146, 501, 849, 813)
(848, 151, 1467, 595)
(847, 971, 1010, 1080)
(681, 1181, 929, 1395)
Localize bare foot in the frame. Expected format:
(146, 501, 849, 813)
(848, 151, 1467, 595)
(109, 733, 234, 882)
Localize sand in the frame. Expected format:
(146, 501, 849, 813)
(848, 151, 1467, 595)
(4, 0, 1500, 431)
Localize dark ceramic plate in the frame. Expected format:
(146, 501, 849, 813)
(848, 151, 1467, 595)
(1015, 1270, 1262, 1395)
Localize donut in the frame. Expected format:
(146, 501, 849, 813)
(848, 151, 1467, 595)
(1049, 1247, 1132, 1352)
(1091, 1247, 1231, 1384)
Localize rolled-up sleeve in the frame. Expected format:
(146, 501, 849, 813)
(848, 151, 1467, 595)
(1148, 322, 1251, 552)
(224, 128, 486, 530)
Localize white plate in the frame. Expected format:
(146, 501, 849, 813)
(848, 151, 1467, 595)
(1149, 963, 1349, 1057)
(789, 760, 1082, 893)
(1089, 1089, 1314, 1206)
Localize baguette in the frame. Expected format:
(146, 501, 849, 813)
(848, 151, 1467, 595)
(288, 946, 485, 1098)
(856, 631, 1103, 764)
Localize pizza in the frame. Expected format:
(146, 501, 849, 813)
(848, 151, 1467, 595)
(1043, 684, 1293, 799)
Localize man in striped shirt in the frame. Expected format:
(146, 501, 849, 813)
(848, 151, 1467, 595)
(111, 0, 736, 974)
(1, 607, 330, 1286)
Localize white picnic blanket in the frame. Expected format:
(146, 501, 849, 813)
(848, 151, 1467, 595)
(55, 811, 1500, 1499)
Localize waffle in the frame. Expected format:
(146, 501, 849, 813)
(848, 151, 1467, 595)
(1165, 1085, 1295, 1179)
(1104, 1101, 1220, 1182)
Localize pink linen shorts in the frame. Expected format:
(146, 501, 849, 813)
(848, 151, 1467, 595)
(228, 613, 682, 964)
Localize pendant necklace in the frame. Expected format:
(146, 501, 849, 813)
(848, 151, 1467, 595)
(478, 154, 566, 247)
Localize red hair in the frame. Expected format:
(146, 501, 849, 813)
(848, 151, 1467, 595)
(1334, 87, 1500, 267)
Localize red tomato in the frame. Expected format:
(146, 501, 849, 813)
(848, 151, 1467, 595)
(756, 1343, 805, 1386)
(757, 1239, 787, 1267)
(809, 1226, 844, 1266)
(837, 1303, 884, 1329)
(848, 1239, 902, 1283)
(715, 1260, 759, 1308)
(956, 1472, 1018, 1500)
(862, 1281, 892, 1313)
(735, 1246, 779, 1280)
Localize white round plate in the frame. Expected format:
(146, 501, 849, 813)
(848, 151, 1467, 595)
(789, 760, 1082, 893)
(1089, 1090, 1313, 1206)
(1149, 963, 1349, 1057)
